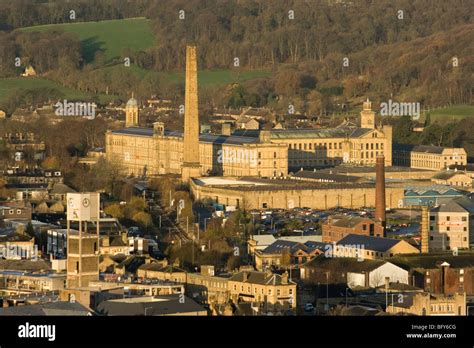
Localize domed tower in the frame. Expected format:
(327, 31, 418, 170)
(125, 93, 139, 127)
(360, 98, 375, 129)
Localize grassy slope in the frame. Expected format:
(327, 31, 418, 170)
(425, 105, 474, 123)
(18, 17, 155, 62)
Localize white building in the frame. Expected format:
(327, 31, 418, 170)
(347, 261, 409, 288)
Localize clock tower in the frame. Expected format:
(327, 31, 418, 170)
(66, 192, 100, 288)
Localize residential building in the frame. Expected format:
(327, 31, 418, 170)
(228, 270, 297, 311)
(254, 239, 325, 271)
(390, 254, 474, 296)
(387, 292, 466, 316)
(429, 196, 474, 250)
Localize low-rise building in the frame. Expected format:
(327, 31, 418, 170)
(431, 170, 472, 188)
(254, 239, 325, 271)
(387, 292, 466, 316)
(333, 234, 419, 260)
(300, 256, 409, 288)
(390, 254, 474, 296)
(322, 216, 385, 243)
(393, 144, 467, 170)
(228, 270, 297, 312)
(403, 185, 463, 207)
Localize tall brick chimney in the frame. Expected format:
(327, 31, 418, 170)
(375, 154, 386, 228)
(421, 206, 430, 253)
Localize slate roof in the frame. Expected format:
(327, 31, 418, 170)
(303, 255, 387, 272)
(431, 196, 474, 214)
(336, 234, 403, 252)
(331, 216, 375, 228)
(0, 301, 91, 316)
(0, 259, 52, 272)
(261, 240, 326, 255)
(390, 253, 474, 270)
(267, 127, 372, 139)
(229, 270, 296, 285)
(111, 127, 259, 145)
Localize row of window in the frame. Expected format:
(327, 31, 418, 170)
(232, 284, 293, 296)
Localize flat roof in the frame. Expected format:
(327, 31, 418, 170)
(111, 127, 260, 145)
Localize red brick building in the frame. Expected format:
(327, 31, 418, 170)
(322, 216, 384, 243)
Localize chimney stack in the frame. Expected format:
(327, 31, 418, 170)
(222, 123, 232, 136)
(375, 155, 386, 229)
(421, 206, 430, 253)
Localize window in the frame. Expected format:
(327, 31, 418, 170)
(430, 216, 435, 221)
(446, 216, 450, 221)
(462, 216, 467, 221)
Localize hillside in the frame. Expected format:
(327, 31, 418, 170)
(18, 17, 155, 62)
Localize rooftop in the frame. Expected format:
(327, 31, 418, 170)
(229, 270, 296, 286)
(0, 301, 91, 316)
(337, 234, 407, 253)
(96, 294, 205, 316)
(111, 127, 260, 146)
(303, 255, 387, 272)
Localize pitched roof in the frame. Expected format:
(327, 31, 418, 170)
(0, 259, 52, 272)
(331, 216, 376, 228)
(261, 240, 326, 255)
(336, 234, 403, 252)
(431, 196, 474, 214)
(111, 128, 259, 145)
(390, 253, 474, 270)
(267, 127, 372, 139)
(432, 171, 469, 180)
(303, 255, 386, 272)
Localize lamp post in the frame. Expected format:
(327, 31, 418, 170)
(326, 271, 329, 312)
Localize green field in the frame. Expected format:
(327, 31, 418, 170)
(6, 18, 270, 105)
(424, 105, 474, 123)
(18, 17, 155, 62)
